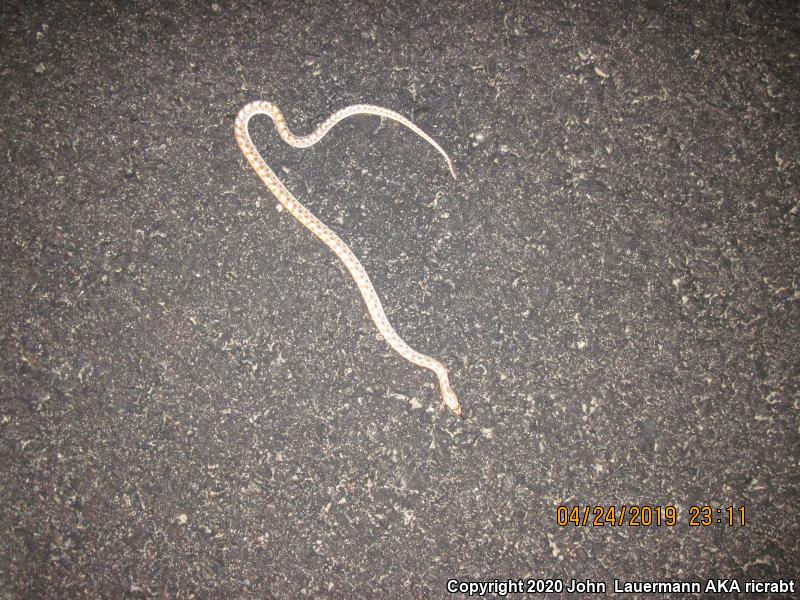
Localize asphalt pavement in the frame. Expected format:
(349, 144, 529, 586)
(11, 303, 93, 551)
(2, 1, 798, 597)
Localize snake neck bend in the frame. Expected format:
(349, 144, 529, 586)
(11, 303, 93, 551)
(234, 101, 461, 418)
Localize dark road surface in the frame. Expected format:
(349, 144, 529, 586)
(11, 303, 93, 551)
(2, 1, 798, 597)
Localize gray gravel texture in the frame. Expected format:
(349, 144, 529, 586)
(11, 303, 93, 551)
(2, 0, 799, 598)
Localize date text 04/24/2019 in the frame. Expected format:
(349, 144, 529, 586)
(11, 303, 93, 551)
(555, 505, 745, 527)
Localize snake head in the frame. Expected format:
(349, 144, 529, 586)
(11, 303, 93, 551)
(439, 378, 462, 419)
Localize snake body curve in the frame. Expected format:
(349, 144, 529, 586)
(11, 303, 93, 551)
(234, 101, 462, 417)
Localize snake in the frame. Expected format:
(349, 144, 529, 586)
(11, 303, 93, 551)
(234, 101, 462, 418)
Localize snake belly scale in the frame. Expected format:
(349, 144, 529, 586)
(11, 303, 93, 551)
(234, 101, 462, 417)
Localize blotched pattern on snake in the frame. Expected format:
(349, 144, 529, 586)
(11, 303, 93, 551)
(234, 101, 461, 417)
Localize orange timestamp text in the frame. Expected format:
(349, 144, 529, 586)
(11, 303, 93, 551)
(556, 505, 746, 527)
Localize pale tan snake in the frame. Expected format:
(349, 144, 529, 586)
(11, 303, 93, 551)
(234, 101, 462, 417)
